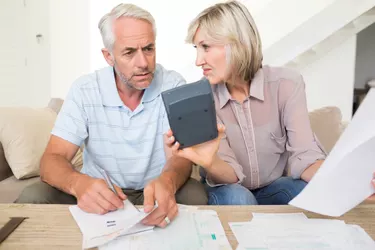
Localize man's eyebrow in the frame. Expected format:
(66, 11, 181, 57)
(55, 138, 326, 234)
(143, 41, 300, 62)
(143, 43, 155, 49)
(121, 43, 154, 53)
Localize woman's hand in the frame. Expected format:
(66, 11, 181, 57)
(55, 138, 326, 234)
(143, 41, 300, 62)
(164, 124, 225, 169)
(367, 172, 375, 201)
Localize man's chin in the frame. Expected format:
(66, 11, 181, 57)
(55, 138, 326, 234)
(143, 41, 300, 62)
(132, 79, 153, 90)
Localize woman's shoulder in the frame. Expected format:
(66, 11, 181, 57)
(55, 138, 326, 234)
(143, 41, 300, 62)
(263, 65, 303, 86)
(262, 65, 307, 104)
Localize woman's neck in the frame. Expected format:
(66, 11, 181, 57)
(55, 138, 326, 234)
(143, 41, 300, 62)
(226, 79, 250, 103)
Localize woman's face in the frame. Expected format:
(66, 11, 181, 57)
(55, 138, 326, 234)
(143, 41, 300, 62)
(193, 29, 229, 84)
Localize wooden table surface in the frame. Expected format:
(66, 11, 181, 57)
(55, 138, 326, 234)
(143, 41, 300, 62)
(1, 203, 374, 249)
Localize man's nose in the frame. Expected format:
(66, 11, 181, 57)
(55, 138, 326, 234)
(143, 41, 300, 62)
(135, 51, 148, 69)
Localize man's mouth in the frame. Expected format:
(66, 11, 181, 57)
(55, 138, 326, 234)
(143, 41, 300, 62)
(135, 72, 150, 76)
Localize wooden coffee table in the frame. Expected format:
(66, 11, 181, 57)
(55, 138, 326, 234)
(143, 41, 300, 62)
(1, 203, 375, 249)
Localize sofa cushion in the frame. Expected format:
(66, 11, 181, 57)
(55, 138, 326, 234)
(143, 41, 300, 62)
(0, 107, 83, 179)
(0, 143, 12, 182)
(0, 176, 40, 203)
(308, 106, 343, 153)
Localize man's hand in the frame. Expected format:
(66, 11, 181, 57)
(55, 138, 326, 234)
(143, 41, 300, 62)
(141, 176, 178, 228)
(72, 175, 127, 214)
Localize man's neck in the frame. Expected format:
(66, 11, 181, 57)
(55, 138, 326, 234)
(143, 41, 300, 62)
(115, 77, 144, 111)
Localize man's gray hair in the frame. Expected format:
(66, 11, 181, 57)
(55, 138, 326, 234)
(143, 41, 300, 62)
(98, 3, 156, 51)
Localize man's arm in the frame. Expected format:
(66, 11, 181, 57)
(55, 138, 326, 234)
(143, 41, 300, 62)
(142, 135, 193, 228)
(40, 135, 126, 214)
(40, 135, 82, 195)
(44, 81, 125, 214)
(159, 146, 192, 195)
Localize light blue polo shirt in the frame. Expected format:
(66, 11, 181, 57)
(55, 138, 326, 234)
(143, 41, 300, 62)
(51, 64, 186, 190)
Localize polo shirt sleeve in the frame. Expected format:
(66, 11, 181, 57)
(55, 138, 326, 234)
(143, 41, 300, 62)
(51, 82, 88, 147)
(161, 72, 187, 134)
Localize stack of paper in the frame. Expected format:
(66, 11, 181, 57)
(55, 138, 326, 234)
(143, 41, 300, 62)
(69, 200, 154, 249)
(99, 208, 232, 250)
(230, 213, 375, 250)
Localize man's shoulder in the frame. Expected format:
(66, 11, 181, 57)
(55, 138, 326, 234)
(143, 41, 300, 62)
(154, 64, 186, 92)
(71, 67, 111, 91)
(67, 67, 114, 103)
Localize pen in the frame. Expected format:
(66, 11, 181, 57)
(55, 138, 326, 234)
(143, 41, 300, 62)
(100, 168, 140, 212)
(101, 169, 119, 197)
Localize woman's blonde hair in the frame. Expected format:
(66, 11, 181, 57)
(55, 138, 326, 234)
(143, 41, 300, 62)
(186, 0, 262, 82)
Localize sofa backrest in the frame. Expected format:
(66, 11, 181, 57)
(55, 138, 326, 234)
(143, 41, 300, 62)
(0, 98, 65, 181)
(0, 98, 347, 182)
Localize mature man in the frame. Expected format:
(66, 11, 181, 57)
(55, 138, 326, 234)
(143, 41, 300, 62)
(16, 3, 207, 228)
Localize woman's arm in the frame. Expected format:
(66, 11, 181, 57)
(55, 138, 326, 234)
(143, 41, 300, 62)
(165, 123, 245, 186)
(281, 74, 326, 181)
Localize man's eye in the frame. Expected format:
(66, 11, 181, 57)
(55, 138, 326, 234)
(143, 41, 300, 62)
(144, 47, 154, 52)
(124, 51, 134, 56)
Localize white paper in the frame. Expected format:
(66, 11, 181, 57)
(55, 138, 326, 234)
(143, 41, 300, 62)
(69, 199, 154, 249)
(251, 212, 308, 220)
(99, 210, 232, 250)
(230, 216, 375, 250)
(289, 88, 375, 217)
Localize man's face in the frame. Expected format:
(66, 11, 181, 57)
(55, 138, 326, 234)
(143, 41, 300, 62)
(103, 17, 156, 90)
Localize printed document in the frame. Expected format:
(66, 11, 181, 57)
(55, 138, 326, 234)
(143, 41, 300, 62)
(231, 213, 375, 250)
(69, 199, 153, 249)
(99, 209, 232, 250)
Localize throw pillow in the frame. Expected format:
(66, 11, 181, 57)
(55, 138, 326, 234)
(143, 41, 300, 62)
(0, 107, 82, 179)
(308, 106, 343, 154)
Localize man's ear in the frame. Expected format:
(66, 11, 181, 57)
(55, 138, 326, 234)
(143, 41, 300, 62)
(101, 48, 114, 66)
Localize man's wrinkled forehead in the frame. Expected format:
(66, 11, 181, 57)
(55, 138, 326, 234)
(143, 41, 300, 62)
(113, 17, 155, 48)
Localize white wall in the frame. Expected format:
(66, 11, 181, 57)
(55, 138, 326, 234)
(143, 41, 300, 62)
(300, 36, 356, 121)
(47, 0, 357, 121)
(49, 0, 91, 99)
(90, 0, 220, 83)
(0, 0, 50, 108)
(243, 0, 335, 50)
(89, 0, 338, 83)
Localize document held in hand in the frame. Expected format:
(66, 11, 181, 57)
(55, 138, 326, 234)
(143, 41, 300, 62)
(69, 200, 154, 249)
(289, 88, 375, 217)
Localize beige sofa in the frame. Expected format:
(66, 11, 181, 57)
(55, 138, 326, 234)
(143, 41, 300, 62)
(0, 99, 347, 203)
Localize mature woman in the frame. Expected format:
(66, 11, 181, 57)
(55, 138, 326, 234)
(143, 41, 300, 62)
(166, 0, 326, 205)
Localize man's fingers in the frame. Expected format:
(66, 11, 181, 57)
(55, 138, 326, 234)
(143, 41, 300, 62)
(79, 198, 108, 215)
(91, 191, 117, 212)
(142, 194, 170, 225)
(142, 207, 165, 226)
(157, 204, 178, 228)
(114, 185, 127, 200)
(143, 185, 155, 213)
(99, 187, 124, 209)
